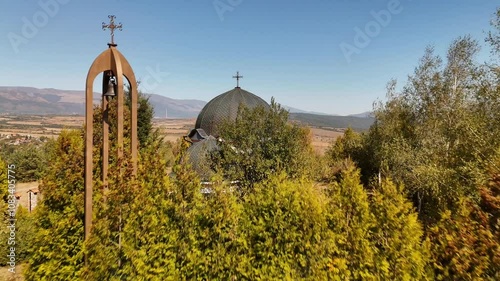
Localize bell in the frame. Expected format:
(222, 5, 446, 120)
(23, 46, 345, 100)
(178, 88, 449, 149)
(103, 79, 116, 101)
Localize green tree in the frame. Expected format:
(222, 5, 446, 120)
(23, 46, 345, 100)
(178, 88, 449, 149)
(125, 83, 155, 146)
(10, 206, 35, 263)
(477, 148, 500, 275)
(83, 153, 137, 280)
(366, 36, 495, 225)
(25, 80, 170, 280)
(3, 143, 51, 182)
(326, 128, 363, 163)
(242, 174, 333, 280)
(370, 179, 428, 280)
(25, 130, 85, 280)
(84, 94, 152, 279)
(481, 154, 500, 239)
(113, 138, 179, 280)
(0, 156, 11, 266)
(324, 128, 370, 182)
(487, 8, 500, 55)
(427, 198, 499, 280)
(26, 99, 133, 280)
(0, 156, 8, 215)
(215, 99, 315, 188)
(325, 163, 376, 280)
(168, 140, 208, 279)
(176, 178, 247, 280)
(25, 96, 170, 280)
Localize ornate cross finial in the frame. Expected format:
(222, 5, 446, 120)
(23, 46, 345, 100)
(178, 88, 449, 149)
(233, 71, 243, 88)
(102, 15, 122, 45)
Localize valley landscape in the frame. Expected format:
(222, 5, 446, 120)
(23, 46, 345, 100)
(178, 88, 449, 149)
(0, 114, 346, 154)
(0, 86, 374, 154)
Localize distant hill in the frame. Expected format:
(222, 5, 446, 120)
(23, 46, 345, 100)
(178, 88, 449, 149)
(0, 87, 98, 115)
(282, 105, 333, 116)
(289, 112, 374, 131)
(0, 86, 374, 129)
(147, 94, 206, 118)
(0, 86, 206, 118)
(348, 111, 373, 118)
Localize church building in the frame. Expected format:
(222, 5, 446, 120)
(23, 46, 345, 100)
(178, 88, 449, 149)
(185, 72, 270, 180)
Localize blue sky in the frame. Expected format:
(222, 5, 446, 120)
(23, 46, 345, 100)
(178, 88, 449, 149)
(0, 0, 498, 115)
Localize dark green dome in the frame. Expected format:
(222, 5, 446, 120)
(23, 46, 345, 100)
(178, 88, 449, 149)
(195, 87, 269, 137)
(186, 136, 219, 181)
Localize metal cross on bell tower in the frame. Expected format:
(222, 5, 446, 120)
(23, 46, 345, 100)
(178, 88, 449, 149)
(102, 15, 123, 46)
(233, 71, 243, 88)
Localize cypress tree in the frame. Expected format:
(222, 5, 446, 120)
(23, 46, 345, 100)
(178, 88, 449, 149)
(179, 178, 247, 280)
(25, 130, 85, 280)
(118, 138, 179, 280)
(325, 164, 376, 280)
(242, 174, 333, 280)
(370, 179, 428, 280)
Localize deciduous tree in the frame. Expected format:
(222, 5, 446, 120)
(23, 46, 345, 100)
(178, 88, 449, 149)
(427, 198, 499, 280)
(215, 99, 315, 188)
(366, 36, 494, 225)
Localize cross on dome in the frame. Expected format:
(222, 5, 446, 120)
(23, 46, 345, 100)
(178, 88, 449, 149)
(233, 71, 243, 88)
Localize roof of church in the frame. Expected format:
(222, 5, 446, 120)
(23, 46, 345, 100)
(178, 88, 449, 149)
(188, 128, 209, 142)
(195, 87, 269, 137)
(186, 135, 219, 180)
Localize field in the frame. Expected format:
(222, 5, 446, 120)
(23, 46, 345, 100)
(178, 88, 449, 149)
(0, 264, 24, 281)
(309, 128, 343, 154)
(0, 115, 82, 139)
(0, 115, 342, 154)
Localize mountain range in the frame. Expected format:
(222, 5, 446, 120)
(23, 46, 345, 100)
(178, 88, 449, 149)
(0, 86, 205, 118)
(0, 86, 374, 129)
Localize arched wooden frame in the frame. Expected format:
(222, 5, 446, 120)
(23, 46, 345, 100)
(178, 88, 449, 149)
(84, 45, 138, 241)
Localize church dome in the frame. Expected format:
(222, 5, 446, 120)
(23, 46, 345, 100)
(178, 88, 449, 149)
(195, 87, 269, 137)
(186, 135, 219, 181)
